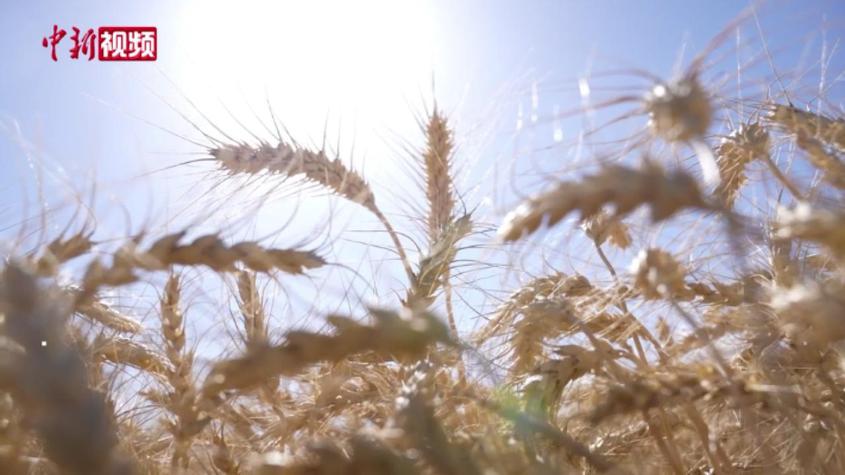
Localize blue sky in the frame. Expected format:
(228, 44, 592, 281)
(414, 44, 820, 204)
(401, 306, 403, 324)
(1, 1, 843, 344)
(2, 1, 840, 200)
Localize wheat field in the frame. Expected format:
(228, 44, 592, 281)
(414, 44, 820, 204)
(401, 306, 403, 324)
(2, 4, 845, 474)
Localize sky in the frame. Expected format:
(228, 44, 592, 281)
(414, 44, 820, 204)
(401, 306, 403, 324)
(0, 1, 843, 346)
(5, 1, 840, 183)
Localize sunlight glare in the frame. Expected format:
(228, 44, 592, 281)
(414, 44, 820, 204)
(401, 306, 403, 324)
(174, 0, 437, 173)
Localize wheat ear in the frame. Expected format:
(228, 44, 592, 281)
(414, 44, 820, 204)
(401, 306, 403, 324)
(473, 272, 591, 344)
(73, 294, 143, 334)
(30, 230, 94, 277)
(499, 160, 708, 241)
(581, 210, 632, 249)
(79, 232, 325, 300)
(202, 307, 453, 398)
(645, 75, 712, 143)
(158, 274, 204, 470)
(235, 271, 268, 350)
(414, 107, 467, 366)
(714, 123, 771, 207)
(25, 235, 145, 334)
(775, 203, 845, 260)
(767, 104, 845, 189)
(422, 107, 456, 242)
(211, 142, 414, 280)
(93, 335, 170, 376)
(794, 132, 845, 189)
(768, 104, 845, 154)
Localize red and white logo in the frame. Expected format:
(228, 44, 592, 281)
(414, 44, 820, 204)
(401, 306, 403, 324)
(42, 25, 157, 62)
(98, 27, 157, 61)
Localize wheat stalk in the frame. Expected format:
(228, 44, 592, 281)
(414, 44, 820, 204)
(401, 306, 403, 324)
(210, 426, 240, 475)
(404, 215, 471, 309)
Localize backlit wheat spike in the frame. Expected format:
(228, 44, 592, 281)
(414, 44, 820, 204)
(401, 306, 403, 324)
(769, 281, 845, 350)
(31, 230, 94, 277)
(775, 203, 845, 260)
(794, 132, 845, 189)
(767, 104, 845, 188)
(211, 142, 414, 280)
(474, 273, 591, 344)
(510, 298, 577, 375)
(581, 211, 632, 249)
(645, 75, 712, 143)
(0, 263, 134, 474)
(645, 75, 720, 184)
(145, 233, 326, 273)
(526, 298, 637, 343)
(235, 271, 281, 410)
(509, 296, 635, 377)
(79, 232, 325, 299)
(629, 248, 687, 299)
(160, 274, 186, 360)
(418, 107, 462, 346)
(714, 123, 770, 208)
(682, 280, 745, 306)
(498, 160, 707, 241)
(93, 335, 171, 376)
(213, 143, 377, 208)
(768, 104, 845, 154)
(75, 296, 143, 334)
(422, 107, 456, 242)
(662, 310, 729, 359)
(202, 307, 453, 398)
(157, 274, 204, 470)
(236, 271, 268, 349)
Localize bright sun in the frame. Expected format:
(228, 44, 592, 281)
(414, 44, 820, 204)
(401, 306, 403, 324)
(174, 0, 437, 168)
